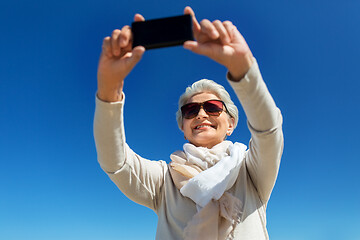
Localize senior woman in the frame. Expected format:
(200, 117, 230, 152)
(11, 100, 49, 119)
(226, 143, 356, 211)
(94, 6, 283, 240)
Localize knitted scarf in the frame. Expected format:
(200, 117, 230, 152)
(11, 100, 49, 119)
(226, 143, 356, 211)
(169, 140, 247, 240)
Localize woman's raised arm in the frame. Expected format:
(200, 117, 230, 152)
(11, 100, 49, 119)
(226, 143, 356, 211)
(97, 14, 146, 102)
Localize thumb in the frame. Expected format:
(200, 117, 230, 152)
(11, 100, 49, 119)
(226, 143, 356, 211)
(183, 41, 216, 59)
(126, 46, 145, 69)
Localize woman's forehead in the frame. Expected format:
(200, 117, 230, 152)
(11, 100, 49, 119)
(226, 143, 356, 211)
(187, 92, 220, 103)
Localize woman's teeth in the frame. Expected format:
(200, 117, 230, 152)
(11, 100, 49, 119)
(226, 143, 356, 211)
(195, 125, 213, 129)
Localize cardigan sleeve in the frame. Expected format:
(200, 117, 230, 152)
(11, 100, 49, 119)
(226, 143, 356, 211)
(228, 59, 284, 203)
(93, 94, 167, 211)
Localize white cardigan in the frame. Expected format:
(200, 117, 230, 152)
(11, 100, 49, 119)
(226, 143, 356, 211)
(94, 59, 284, 240)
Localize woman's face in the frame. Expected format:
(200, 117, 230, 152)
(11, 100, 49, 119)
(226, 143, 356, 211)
(182, 92, 234, 149)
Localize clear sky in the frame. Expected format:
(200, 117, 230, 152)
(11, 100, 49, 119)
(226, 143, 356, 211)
(1, 0, 359, 239)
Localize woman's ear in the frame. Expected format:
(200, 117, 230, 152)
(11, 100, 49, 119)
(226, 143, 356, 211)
(227, 117, 235, 136)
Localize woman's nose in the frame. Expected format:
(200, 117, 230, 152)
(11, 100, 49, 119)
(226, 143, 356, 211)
(196, 107, 208, 118)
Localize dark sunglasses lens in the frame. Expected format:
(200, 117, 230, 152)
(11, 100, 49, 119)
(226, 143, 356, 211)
(204, 100, 224, 115)
(182, 103, 200, 119)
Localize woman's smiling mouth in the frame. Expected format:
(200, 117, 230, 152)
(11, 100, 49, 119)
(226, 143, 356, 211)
(194, 124, 216, 130)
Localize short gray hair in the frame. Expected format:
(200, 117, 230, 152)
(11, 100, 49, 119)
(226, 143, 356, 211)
(176, 79, 239, 130)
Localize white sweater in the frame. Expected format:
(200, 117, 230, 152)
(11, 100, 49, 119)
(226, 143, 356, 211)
(94, 60, 284, 239)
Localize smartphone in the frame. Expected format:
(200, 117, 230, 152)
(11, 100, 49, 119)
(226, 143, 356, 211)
(132, 14, 194, 50)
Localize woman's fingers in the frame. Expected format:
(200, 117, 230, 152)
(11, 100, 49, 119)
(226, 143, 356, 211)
(134, 13, 145, 22)
(104, 26, 134, 58)
(212, 20, 230, 45)
(119, 25, 131, 48)
(184, 6, 201, 33)
(200, 19, 219, 39)
(223, 21, 234, 39)
(106, 14, 144, 56)
(111, 29, 121, 56)
(101, 27, 145, 63)
(196, 18, 235, 45)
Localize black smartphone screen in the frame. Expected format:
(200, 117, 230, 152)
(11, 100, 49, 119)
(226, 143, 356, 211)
(132, 14, 194, 50)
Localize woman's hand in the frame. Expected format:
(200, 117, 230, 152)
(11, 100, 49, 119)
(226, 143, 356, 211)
(183, 6, 254, 81)
(97, 14, 146, 102)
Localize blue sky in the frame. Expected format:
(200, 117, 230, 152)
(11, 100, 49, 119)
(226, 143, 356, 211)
(1, 0, 359, 239)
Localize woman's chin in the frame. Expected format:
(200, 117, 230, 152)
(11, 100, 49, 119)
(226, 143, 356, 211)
(189, 137, 222, 149)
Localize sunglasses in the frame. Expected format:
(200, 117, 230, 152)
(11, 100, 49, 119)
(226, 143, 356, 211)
(181, 99, 229, 119)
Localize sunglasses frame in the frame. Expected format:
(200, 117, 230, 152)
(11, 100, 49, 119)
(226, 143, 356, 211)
(181, 99, 230, 119)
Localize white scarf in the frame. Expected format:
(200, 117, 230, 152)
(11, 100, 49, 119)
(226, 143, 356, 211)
(169, 141, 247, 239)
(180, 141, 247, 207)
